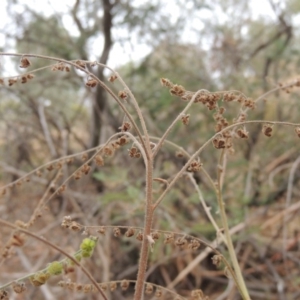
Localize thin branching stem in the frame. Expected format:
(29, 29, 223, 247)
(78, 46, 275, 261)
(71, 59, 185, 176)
(153, 119, 300, 210)
(0, 219, 108, 300)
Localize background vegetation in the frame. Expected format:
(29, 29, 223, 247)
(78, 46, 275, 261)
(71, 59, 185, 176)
(0, 0, 300, 299)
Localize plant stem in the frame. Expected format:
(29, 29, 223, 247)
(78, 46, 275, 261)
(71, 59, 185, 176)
(216, 174, 251, 299)
(134, 158, 154, 300)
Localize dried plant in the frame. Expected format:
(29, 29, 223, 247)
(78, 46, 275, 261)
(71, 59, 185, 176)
(0, 52, 300, 300)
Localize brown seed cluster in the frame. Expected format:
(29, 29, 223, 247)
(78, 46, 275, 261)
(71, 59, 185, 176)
(128, 147, 141, 158)
(19, 57, 31, 68)
(262, 124, 273, 137)
(119, 122, 131, 132)
(51, 62, 70, 72)
(187, 159, 202, 172)
(86, 78, 98, 88)
(12, 281, 27, 294)
(211, 254, 223, 267)
(118, 90, 128, 100)
(181, 114, 190, 125)
(108, 74, 118, 82)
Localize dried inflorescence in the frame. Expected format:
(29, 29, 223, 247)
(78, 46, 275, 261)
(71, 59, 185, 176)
(262, 124, 273, 137)
(164, 233, 175, 244)
(120, 280, 129, 291)
(145, 283, 154, 295)
(119, 121, 132, 132)
(113, 227, 121, 237)
(94, 154, 104, 166)
(12, 281, 26, 294)
(211, 254, 223, 267)
(188, 239, 201, 250)
(97, 226, 106, 235)
(118, 89, 129, 100)
(128, 147, 141, 158)
(181, 114, 190, 125)
(19, 57, 31, 68)
(108, 74, 118, 82)
(187, 159, 203, 172)
(236, 127, 249, 139)
(125, 227, 135, 237)
(51, 62, 70, 72)
(86, 78, 98, 88)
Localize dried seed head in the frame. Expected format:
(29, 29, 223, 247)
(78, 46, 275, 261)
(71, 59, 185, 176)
(118, 136, 129, 146)
(25, 72, 34, 80)
(212, 137, 226, 149)
(236, 127, 249, 139)
(243, 97, 255, 109)
(151, 231, 160, 240)
(11, 233, 26, 247)
(175, 237, 187, 248)
(136, 231, 143, 241)
(176, 151, 184, 158)
(108, 74, 118, 82)
(100, 283, 107, 291)
(170, 84, 186, 97)
(46, 164, 54, 171)
(81, 164, 91, 175)
(67, 157, 74, 164)
(160, 77, 174, 88)
(75, 60, 86, 69)
(70, 221, 81, 232)
(188, 239, 201, 250)
(83, 284, 93, 293)
(212, 254, 223, 267)
(97, 226, 106, 235)
(145, 283, 154, 295)
(21, 76, 27, 84)
(8, 78, 18, 86)
(120, 122, 131, 132)
(20, 57, 31, 68)
(125, 227, 135, 237)
(121, 280, 129, 291)
(295, 127, 300, 137)
(110, 282, 117, 291)
(0, 78, 4, 85)
(181, 114, 190, 125)
(94, 154, 104, 166)
(81, 153, 88, 161)
(128, 147, 141, 158)
(61, 216, 72, 228)
(155, 288, 163, 298)
(113, 227, 121, 237)
(164, 233, 174, 244)
(74, 171, 82, 180)
(103, 145, 114, 157)
(118, 90, 128, 100)
(12, 281, 26, 294)
(86, 78, 97, 88)
(262, 124, 273, 137)
(58, 185, 66, 194)
(187, 159, 203, 172)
